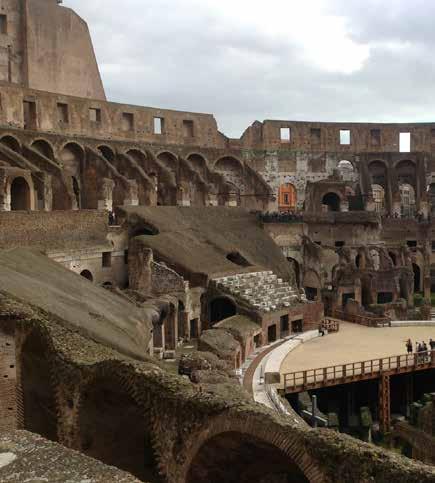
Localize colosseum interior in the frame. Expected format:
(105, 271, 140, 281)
(0, 1, 435, 482)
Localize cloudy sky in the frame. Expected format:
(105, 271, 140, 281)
(65, 0, 435, 138)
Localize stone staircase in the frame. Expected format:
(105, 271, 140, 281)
(212, 271, 305, 313)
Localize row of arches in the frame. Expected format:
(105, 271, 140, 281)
(19, 328, 311, 482)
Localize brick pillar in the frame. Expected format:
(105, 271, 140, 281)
(379, 375, 391, 434)
(0, 329, 17, 431)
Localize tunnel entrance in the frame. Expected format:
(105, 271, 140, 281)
(10, 177, 31, 211)
(322, 192, 341, 212)
(187, 431, 308, 483)
(209, 297, 236, 325)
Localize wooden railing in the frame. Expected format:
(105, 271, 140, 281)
(332, 309, 390, 328)
(322, 317, 340, 332)
(283, 351, 435, 393)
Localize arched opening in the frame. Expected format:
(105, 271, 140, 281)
(187, 153, 208, 177)
(288, 257, 300, 287)
(338, 160, 354, 181)
(79, 377, 160, 481)
(355, 254, 361, 269)
(98, 145, 115, 162)
(278, 183, 297, 212)
(80, 270, 93, 282)
(0, 135, 21, 153)
(396, 160, 416, 188)
(21, 331, 57, 441)
(210, 297, 236, 325)
(413, 263, 421, 292)
(10, 177, 31, 211)
(371, 184, 385, 213)
(157, 151, 178, 173)
(400, 183, 416, 218)
(322, 192, 341, 212)
(31, 139, 55, 161)
(186, 431, 309, 483)
(131, 223, 159, 237)
(226, 252, 251, 267)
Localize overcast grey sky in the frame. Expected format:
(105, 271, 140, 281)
(64, 0, 435, 138)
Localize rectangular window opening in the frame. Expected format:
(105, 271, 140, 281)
(124, 250, 129, 265)
(89, 107, 101, 123)
(0, 15, 7, 35)
(370, 129, 381, 146)
(432, 241, 435, 252)
(23, 100, 37, 129)
(280, 127, 291, 142)
(154, 117, 164, 135)
(311, 128, 321, 145)
(335, 241, 345, 248)
(121, 112, 134, 132)
(340, 129, 351, 145)
(102, 252, 112, 268)
(183, 120, 194, 138)
(57, 103, 69, 124)
(400, 132, 411, 153)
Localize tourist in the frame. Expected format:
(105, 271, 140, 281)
(108, 210, 116, 226)
(406, 339, 413, 354)
(430, 339, 435, 351)
(318, 325, 325, 337)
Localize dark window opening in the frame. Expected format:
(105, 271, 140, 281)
(413, 263, 421, 292)
(314, 241, 322, 246)
(267, 324, 277, 343)
(226, 252, 251, 267)
(0, 15, 7, 35)
(122, 112, 134, 131)
(292, 319, 303, 333)
(342, 293, 355, 308)
(311, 128, 321, 145)
(10, 177, 30, 211)
(389, 252, 397, 266)
(377, 292, 393, 304)
(183, 120, 194, 138)
(102, 252, 112, 268)
(305, 287, 318, 301)
(131, 224, 159, 237)
(370, 129, 381, 146)
(432, 241, 435, 252)
(23, 100, 37, 130)
(57, 103, 69, 124)
(407, 240, 417, 249)
(322, 192, 341, 212)
(124, 250, 129, 265)
(280, 315, 290, 336)
(190, 319, 199, 338)
(89, 108, 101, 123)
(335, 241, 345, 248)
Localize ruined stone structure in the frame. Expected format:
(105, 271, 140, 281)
(0, 1, 435, 481)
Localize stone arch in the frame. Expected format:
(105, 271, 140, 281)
(395, 159, 416, 188)
(179, 414, 320, 483)
(31, 139, 55, 161)
(278, 183, 297, 211)
(10, 176, 31, 211)
(98, 145, 115, 162)
(389, 251, 398, 267)
(78, 373, 160, 481)
(322, 192, 341, 212)
(20, 329, 57, 441)
(214, 156, 243, 173)
(288, 257, 301, 287)
(209, 296, 236, 325)
(187, 153, 208, 177)
(80, 270, 94, 282)
(0, 135, 21, 153)
(157, 151, 178, 173)
(368, 160, 388, 188)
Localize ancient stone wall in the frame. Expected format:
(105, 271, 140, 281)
(0, 210, 108, 250)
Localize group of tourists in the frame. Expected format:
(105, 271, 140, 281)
(259, 211, 303, 224)
(406, 338, 435, 354)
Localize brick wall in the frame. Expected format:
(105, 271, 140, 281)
(0, 329, 17, 431)
(302, 301, 325, 331)
(0, 210, 108, 250)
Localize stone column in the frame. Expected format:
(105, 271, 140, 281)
(0, 170, 10, 211)
(124, 179, 139, 206)
(379, 374, 391, 434)
(98, 178, 115, 211)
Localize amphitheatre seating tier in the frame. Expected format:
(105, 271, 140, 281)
(213, 271, 304, 312)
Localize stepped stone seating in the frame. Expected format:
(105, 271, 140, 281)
(213, 271, 306, 313)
